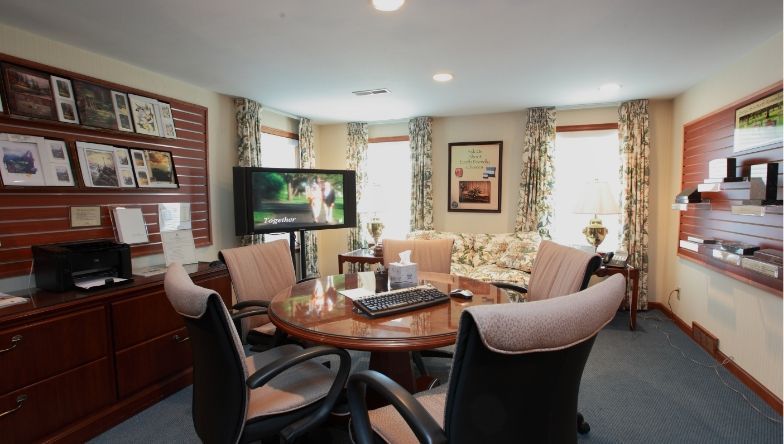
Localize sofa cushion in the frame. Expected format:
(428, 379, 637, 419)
(471, 233, 518, 267)
(462, 264, 531, 287)
(408, 230, 474, 265)
(496, 231, 543, 272)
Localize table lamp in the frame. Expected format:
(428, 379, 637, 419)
(574, 179, 620, 251)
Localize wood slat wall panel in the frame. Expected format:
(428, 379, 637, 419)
(0, 53, 211, 279)
(678, 83, 783, 295)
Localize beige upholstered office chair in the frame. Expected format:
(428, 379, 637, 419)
(347, 274, 626, 444)
(382, 238, 454, 273)
(164, 263, 351, 444)
(219, 239, 297, 345)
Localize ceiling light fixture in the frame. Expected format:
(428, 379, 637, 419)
(599, 83, 622, 93)
(433, 73, 454, 82)
(372, 0, 405, 12)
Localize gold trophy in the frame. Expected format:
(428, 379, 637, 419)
(367, 217, 385, 257)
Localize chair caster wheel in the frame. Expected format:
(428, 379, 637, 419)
(577, 413, 590, 434)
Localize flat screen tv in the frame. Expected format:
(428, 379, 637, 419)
(233, 167, 357, 235)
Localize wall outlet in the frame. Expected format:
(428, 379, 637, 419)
(692, 322, 719, 356)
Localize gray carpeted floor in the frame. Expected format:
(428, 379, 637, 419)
(90, 310, 782, 443)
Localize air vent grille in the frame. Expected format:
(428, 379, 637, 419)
(352, 88, 391, 96)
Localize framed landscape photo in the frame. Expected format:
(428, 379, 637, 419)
(130, 148, 178, 188)
(73, 80, 118, 130)
(50, 76, 79, 124)
(447, 141, 503, 213)
(128, 94, 160, 136)
(39, 139, 75, 186)
(0, 136, 47, 186)
(158, 102, 178, 139)
(111, 91, 134, 132)
(733, 90, 783, 153)
(76, 141, 121, 187)
(1, 63, 57, 121)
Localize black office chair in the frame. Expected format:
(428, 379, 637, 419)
(164, 263, 351, 444)
(348, 274, 626, 444)
(414, 241, 602, 378)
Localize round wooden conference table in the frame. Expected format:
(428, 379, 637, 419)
(268, 271, 511, 393)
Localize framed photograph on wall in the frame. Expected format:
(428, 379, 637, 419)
(447, 141, 503, 213)
(733, 90, 783, 153)
(111, 91, 134, 132)
(73, 80, 118, 130)
(130, 148, 178, 188)
(158, 102, 178, 139)
(39, 139, 75, 186)
(128, 94, 160, 136)
(50, 76, 79, 124)
(0, 135, 47, 186)
(76, 141, 121, 187)
(1, 63, 57, 121)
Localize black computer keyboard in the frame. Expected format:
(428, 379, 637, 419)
(353, 285, 449, 318)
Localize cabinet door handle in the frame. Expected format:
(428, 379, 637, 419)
(0, 395, 27, 419)
(0, 335, 22, 354)
(173, 334, 190, 344)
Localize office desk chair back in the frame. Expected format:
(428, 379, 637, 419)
(220, 239, 296, 343)
(382, 238, 454, 273)
(347, 274, 626, 444)
(164, 263, 350, 444)
(526, 240, 602, 301)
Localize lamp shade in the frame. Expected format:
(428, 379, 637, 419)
(574, 180, 620, 215)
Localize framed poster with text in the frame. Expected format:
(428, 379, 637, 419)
(447, 141, 503, 213)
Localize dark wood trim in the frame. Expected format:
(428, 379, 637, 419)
(648, 302, 783, 414)
(556, 123, 618, 132)
(368, 135, 409, 144)
(261, 125, 299, 140)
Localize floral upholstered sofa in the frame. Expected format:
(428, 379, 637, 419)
(406, 230, 543, 287)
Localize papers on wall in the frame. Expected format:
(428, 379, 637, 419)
(112, 207, 149, 244)
(161, 229, 197, 265)
(0, 293, 29, 309)
(158, 203, 192, 232)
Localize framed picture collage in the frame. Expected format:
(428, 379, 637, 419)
(0, 62, 177, 139)
(0, 133, 178, 189)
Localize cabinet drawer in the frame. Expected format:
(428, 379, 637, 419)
(112, 290, 183, 350)
(115, 327, 193, 399)
(0, 307, 107, 395)
(0, 358, 114, 443)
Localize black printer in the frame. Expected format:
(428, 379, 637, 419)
(32, 240, 132, 292)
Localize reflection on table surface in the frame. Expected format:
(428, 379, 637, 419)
(268, 271, 511, 351)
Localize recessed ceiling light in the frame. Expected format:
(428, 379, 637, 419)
(433, 73, 454, 82)
(372, 0, 405, 12)
(599, 83, 622, 93)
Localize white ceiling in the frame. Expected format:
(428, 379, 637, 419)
(0, 0, 781, 123)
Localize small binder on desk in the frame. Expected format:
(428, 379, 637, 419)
(112, 207, 149, 244)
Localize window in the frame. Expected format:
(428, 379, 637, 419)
(260, 132, 299, 243)
(362, 140, 412, 244)
(550, 129, 622, 252)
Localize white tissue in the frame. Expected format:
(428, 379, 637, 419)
(398, 250, 412, 264)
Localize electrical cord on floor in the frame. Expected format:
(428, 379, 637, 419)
(641, 296, 781, 424)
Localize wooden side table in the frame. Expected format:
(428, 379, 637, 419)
(338, 248, 383, 274)
(595, 265, 639, 330)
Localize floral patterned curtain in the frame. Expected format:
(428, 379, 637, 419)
(515, 107, 556, 237)
(299, 118, 319, 278)
(619, 99, 650, 310)
(346, 122, 369, 252)
(409, 116, 434, 231)
(234, 98, 263, 245)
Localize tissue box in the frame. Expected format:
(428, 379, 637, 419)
(388, 262, 418, 287)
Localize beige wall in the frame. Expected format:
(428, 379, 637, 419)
(666, 32, 783, 397)
(0, 24, 237, 291)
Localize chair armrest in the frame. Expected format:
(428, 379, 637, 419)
(491, 282, 528, 293)
(347, 370, 446, 444)
(232, 299, 270, 310)
(230, 307, 268, 322)
(246, 346, 352, 443)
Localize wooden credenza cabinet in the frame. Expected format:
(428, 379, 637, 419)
(0, 263, 231, 443)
